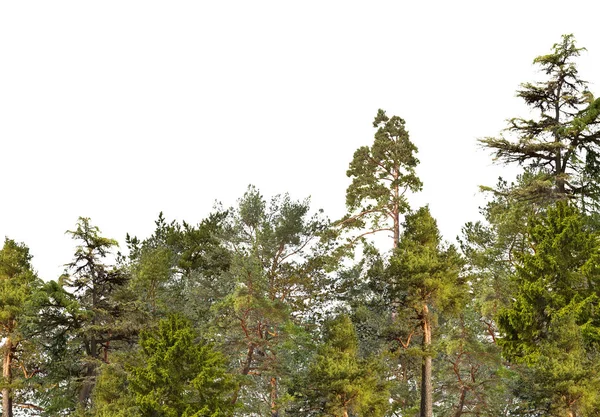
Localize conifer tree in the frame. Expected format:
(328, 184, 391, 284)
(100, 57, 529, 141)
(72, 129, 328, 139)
(481, 35, 600, 208)
(216, 186, 331, 416)
(129, 314, 235, 417)
(60, 217, 129, 410)
(0, 238, 42, 417)
(291, 314, 389, 417)
(388, 207, 465, 417)
(341, 109, 422, 247)
(498, 202, 600, 416)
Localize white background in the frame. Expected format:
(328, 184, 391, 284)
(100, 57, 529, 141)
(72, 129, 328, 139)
(1, 1, 599, 279)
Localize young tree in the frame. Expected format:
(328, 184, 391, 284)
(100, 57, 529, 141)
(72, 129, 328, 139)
(292, 314, 389, 417)
(481, 34, 600, 207)
(498, 202, 600, 416)
(0, 238, 42, 417)
(129, 314, 235, 417)
(340, 109, 422, 247)
(60, 217, 129, 410)
(387, 207, 465, 417)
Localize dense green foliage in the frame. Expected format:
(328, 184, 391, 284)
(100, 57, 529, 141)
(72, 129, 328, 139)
(2, 34, 600, 417)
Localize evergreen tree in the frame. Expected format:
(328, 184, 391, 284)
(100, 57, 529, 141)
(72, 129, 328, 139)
(498, 202, 600, 416)
(387, 207, 465, 417)
(481, 35, 600, 208)
(215, 186, 331, 416)
(129, 314, 235, 417)
(0, 238, 43, 417)
(290, 314, 389, 417)
(59, 217, 130, 410)
(340, 109, 422, 247)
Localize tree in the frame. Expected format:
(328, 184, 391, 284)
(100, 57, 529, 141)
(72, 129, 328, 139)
(126, 211, 232, 323)
(481, 34, 600, 207)
(291, 314, 389, 417)
(60, 217, 130, 410)
(129, 314, 235, 417)
(0, 238, 42, 417)
(387, 207, 465, 417)
(497, 202, 600, 416)
(215, 186, 331, 416)
(340, 109, 422, 247)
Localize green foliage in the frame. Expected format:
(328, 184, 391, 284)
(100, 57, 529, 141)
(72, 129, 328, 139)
(291, 314, 389, 417)
(341, 109, 422, 245)
(0, 238, 43, 416)
(498, 202, 600, 416)
(213, 185, 332, 415)
(126, 211, 232, 324)
(0, 238, 40, 323)
(389, 206, 466, 320)
(36, 217, 133, 413)
(480, 35, 600, 208)
(90, 360, 139, 417)
(129, 314, 235, 417)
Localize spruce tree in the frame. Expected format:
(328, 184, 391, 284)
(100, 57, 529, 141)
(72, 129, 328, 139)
(498, 202, 600, 416)
(129, 314, 235, 417)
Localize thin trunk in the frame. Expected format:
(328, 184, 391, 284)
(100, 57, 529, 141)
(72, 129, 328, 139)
(3, 336, 13, 417)
(393, 179, 400, 248)
(420, 305, 432, 417)
(452, 387, 466, 417)
(270, 376, 279, 417)
(78, 364, 94, 406)
(79, 278, 98, 407)
(554, 82, 565, 194)
(393, 210, 399, 249)
(231, 344, 254, 405)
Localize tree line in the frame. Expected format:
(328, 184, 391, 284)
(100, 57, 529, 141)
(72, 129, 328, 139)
(2, 34, 600, 417)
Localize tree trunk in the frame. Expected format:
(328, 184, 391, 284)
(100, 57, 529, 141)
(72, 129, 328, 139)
(452, 387, 466, 417)
(2, 336, 13, 417)
(420, 305, 432, 417)
(231, 344, 254, 405)
(270, 376, 279, 417)
(78, 337, 96, 407)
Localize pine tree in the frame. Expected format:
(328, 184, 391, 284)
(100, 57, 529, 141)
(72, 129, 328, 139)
(388, 207, 465, 417)
(0, 238, 42, 417)
(216, 186, 331, 416)
(340, 109, 422, 247)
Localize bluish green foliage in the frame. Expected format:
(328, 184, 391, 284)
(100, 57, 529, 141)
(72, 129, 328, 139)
(214, 185, 332, 415)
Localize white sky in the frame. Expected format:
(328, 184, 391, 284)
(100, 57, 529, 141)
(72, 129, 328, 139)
(1, 1, 599, 280)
